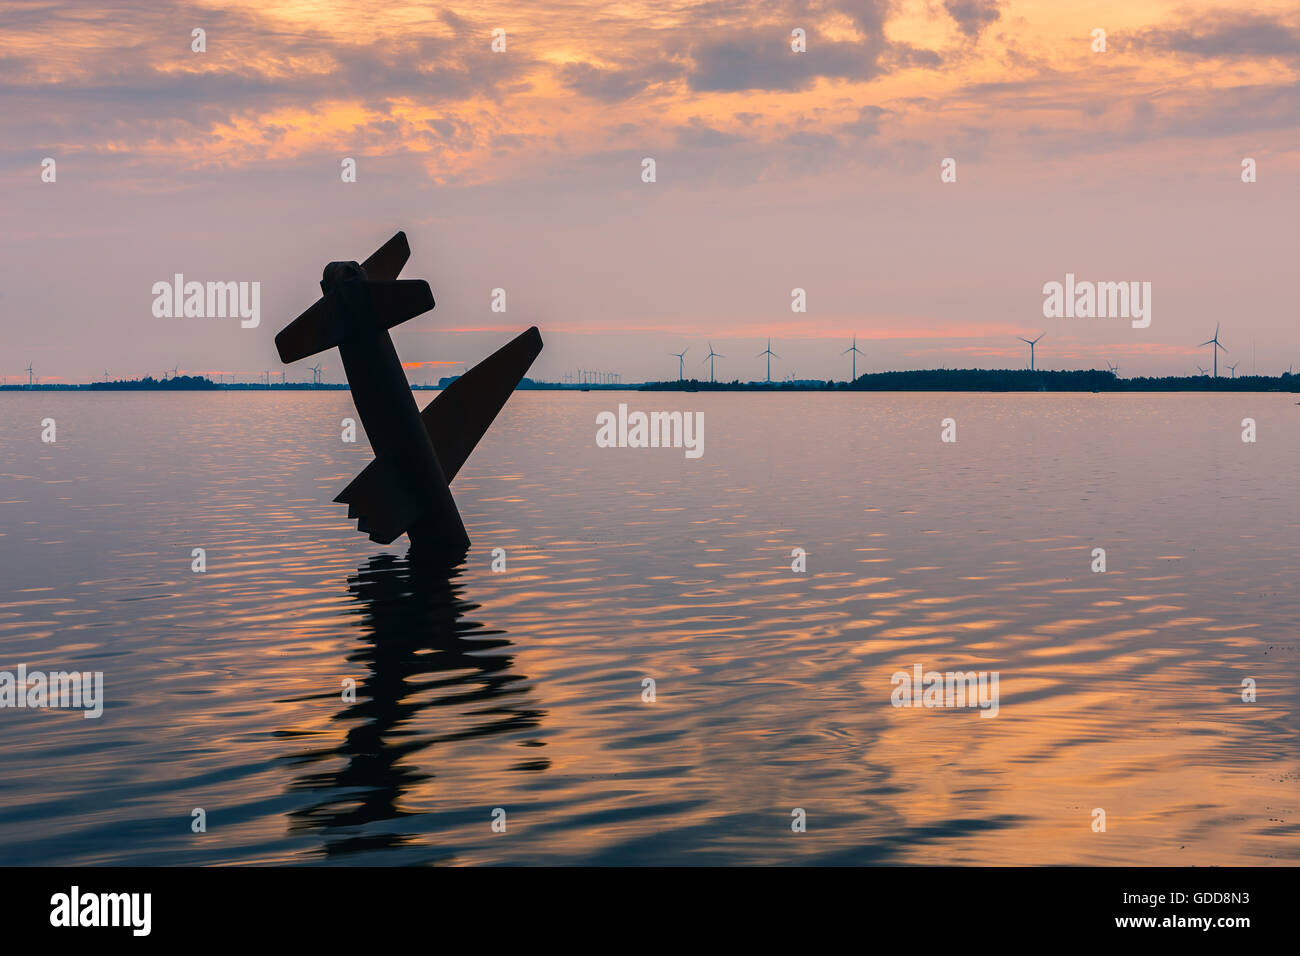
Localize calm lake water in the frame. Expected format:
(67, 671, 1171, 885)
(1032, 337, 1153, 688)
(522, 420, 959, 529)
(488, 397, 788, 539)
(1, 391, 1298, 865)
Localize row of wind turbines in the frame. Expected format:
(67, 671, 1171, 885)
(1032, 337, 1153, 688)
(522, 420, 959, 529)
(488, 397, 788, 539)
(671, 324, 1256, 383)
(1010, 325, 1244, 378)
(5, 325, 1271, 388)
(672, 337, 867, 383)
(9, 362, 327, 387)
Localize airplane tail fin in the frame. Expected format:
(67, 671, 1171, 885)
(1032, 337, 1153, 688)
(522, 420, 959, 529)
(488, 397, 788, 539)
(274, 280, 434, 363)
(366, 280, 435, 333)
(360, 231, 411, 282)
(275, 295, 344, 364)
(275, 231, 421, 364)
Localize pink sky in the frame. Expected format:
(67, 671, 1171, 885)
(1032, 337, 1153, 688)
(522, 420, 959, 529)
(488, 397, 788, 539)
(2, 0, 1297, 383)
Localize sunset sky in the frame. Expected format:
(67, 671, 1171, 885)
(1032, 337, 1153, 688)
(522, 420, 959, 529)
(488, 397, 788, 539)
(2, 0, 1297, 382)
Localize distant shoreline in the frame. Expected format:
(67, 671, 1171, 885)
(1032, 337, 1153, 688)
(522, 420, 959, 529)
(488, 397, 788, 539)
(5, 369, 1298, 393)
(639, 370, 1300, 392)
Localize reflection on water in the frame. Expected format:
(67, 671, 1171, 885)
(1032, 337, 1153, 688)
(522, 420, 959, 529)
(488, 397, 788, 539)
(1, 391, 1299, 865)
(281, 555, 545, 862)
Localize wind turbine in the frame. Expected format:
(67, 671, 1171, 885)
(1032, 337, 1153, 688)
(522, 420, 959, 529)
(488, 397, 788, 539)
(670, 348, 688, 381)
(1018, 332, 1044, 370)
(1105, 360, 1120, 376)
(757, 338, 779, 383)
(841, 335, 864, 381)
(1196, 365, 1209, 375)
(311, 363, 322, 385)
(702, 343, 723, 383)
(1198, 324, 1226, 377)
(25, 362, 34, 388)
(1226, 362, 1238, 378)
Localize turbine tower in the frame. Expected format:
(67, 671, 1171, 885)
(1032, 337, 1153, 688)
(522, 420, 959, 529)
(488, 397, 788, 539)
(25, 362, 33, 388)
(311, 363, 322, 385)
(1198, 324, 1226, 377)
(757, 338, 779, 383)
(841, 335, 864, 382)
(1018, 333, 1044, 371)
(1226, 362, 1238, 378)
(702, 343, 724, 383)
(671, 348, 688, 381)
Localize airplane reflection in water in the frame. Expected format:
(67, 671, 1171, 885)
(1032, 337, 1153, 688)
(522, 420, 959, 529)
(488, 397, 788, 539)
(278, 554, 547, 861)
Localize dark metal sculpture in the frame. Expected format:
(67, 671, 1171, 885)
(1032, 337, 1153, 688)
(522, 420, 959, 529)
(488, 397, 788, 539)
(275, 231, 542, 559)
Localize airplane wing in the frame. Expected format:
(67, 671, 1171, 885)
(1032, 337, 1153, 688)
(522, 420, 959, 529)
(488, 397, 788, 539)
(340, 455, 427, 545)
(334, 325, 543, 541)
(421, 325, 543, 482)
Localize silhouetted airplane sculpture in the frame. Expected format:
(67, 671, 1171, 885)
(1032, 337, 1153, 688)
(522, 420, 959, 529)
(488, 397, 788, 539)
(275, 231, 542, 560)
